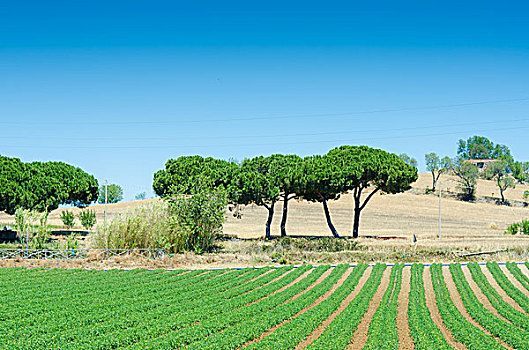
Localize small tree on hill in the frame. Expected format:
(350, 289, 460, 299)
(326, 146, 418, 238)
(449, 158, 478, 200)
(425, 153, 450, 191)
(98, 184, 123, 204)
(398, 153, 418, 168)
(60, 210, 75, 229)
(486, 160, 515, 203)
(78, 209, 96, 230)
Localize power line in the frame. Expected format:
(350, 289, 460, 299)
(2, 96, 529, 126)
(2, 123, 529, 150)
(3, 117, 529, 142)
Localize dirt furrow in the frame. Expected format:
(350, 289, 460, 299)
(347, 266, 392, 350)
(441, 266, 513, 350)
(480, 265, 525, 314)
(295, 266, 372, 349)
(397, 265, 414, 350)
(242, 267, 351, 347)
(423, 266, 466, 350)
(461, 265, 508, 322)
(499, 264, 529, 298)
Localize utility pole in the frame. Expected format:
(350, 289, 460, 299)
(438, 181, 442, 239)
(104, 180, 108, 225)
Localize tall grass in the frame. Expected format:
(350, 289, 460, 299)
(92, 191, 226, 254)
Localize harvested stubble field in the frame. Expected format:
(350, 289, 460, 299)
(2, 262, 529, 349)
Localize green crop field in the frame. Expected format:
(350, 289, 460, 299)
(2, 262, 529, 349)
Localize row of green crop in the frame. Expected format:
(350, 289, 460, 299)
(306, 264, 387, 350)
(407, 264, 451, 349)
(245, 264, 368, 349)
(363, 263, 403, 350)
(450, 263, 529, 349)
(467, 262, 529, 332)
(1, 267, 281, 349)
(61, 266, 302, 349)
(505, 262, 529, 293)
(122, 265, 323, 349)
(487, 262, 529, 313)
(430, 263, 502, 350)
(183, 265, 350, 350)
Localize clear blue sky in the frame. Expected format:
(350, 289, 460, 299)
(1, 1, 528, 200)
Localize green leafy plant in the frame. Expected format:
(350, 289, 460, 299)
(78, 209, 96, 230)
(505, 220, 529, 235)
(98, 183, 123, 204)
(13, 208, 51, 249)
(60, 210, 75, 229)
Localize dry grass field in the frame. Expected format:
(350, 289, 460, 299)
(1, 173, 528, 266)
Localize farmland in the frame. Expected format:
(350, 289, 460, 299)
(2, 262, 529, 349)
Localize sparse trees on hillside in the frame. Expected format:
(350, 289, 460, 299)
(425, 153, 450, 191)
(457, 135, 513, 162)
(486, 160, 515, 203)
(511, 161, 529, 184)
(449, 158, 479, 200)
(398, 153, 418, 167)
(98, 184, 123, 204)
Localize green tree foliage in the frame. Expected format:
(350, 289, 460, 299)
(270, 154, 304, 237)
(425, 153, 450, 191)
(449, 158, 479, 200)
(298, 155, 344, 237)
(60, 210, 75, 229)
(153, 156, 239, 199)
(98, 184, 123, 204)
(0, 156, 98, 215)
(78, 209, 96, 230)
(236, 156, 282, 240)
(325, 146, 418, 238)
(457, 135, 513, 161)
(398, 153, 418, 167)
(486, 160, 515, 203)
(511, 161, 529, 184)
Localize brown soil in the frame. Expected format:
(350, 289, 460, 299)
(397, 266, 414, 350)
(480, 265, 526, 314)
(242, 267, 352, 348)
(441, 267, 512, 349)
(499, 264, 529, 298)
(461, 265, 507, 322)
(422, 266, 466, 349)
(347, 267, 392, 349)
(295, 266, 372, 349)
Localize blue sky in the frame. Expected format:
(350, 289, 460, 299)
(1, 1, 529, 200)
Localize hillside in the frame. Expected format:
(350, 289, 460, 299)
(1, 174, 528, 247)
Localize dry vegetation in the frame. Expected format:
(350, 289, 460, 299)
(1, 173, 528, 268)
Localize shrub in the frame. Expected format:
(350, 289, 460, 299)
(78, 209, 96, 230)
(92, 190, 226, 254)
(505, 220, 529, 235)
(14, 209, 51, 249)
(524, 190, 529, 200)
(60, 210, 76, 229)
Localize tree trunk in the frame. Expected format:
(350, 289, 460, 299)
(264, 202, 275, 240)
(322, 198, 340, 238)
(352, 207, 361, 238)
(500, 188, 505, 203)
(431, 171, 437, 191)
(280, 194, 289, 237)
(352, 189, 362, 238)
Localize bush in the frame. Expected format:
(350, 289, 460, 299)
(14, 209, 51, 249)
(524, 190, 529, 200)
(505, 220, 529, 235)
(272, 237, 359, 252)
(60, 211, 76, 229)
(78, 209, 96, 230)
(92, 190, 226, 254)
